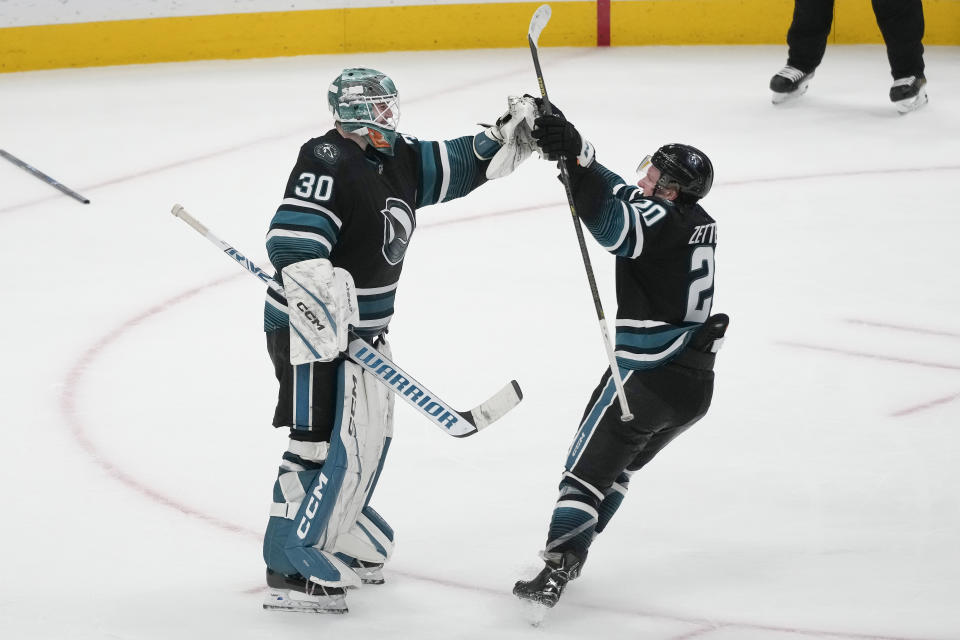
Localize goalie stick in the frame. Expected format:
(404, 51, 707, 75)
(527, 4, 633, 422)
(170, 204, 522, 437)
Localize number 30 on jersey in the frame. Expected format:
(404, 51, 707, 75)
(295, 172, 334, 201)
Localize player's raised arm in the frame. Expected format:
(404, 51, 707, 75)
(414, 95, 539, 208)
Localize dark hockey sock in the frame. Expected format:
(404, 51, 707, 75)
(594, 470, 633, 537)
(545, 475, 601, 561)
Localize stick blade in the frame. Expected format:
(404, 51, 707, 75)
(528, 4, 552, 45)
(461, 380, 523, 433)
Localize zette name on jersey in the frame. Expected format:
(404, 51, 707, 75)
(689, 223, 717, 245)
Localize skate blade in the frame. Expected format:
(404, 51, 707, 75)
(771, 82, 810, 105)
(895, 89, 928, 114)
(354, 567, 385, 585)
(263, 588, 348, 614)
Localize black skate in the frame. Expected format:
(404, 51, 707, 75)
(770, 65, 814, 104)
(513, 552, 583, 608)
(263, 569, 348, 614)
(890, 76, 928, 114)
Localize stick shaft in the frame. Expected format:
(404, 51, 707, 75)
(527, 8, 633, 420)
(0, 149, 90, 204)
(170, 204, 519, 436)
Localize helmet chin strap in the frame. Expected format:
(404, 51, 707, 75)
(653, 175, 679, 201)
(653, 183, 673, 200)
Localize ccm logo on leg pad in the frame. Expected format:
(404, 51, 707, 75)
(296, 473, 329, 539)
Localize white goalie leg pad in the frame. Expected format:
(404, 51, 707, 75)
(335, 506, 395, 563)
(486, 95, 539, 179)
(333, 339, 396, 563)
(317, 359, 392, 554)
(369, 338, 395, 440)
(285, 547, 363, 589)
(282, 258, 359, 364)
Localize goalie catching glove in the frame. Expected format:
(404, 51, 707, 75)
(473, 95, 539, 179)
(282, 258, 359, 364)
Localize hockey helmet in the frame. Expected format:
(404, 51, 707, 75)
(638, 144, 713, 203)
(328, 68, 400, 154)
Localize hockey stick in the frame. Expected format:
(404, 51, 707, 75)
(527, 5, 633, 421)
(0, 149, 90, 204)
(170, 204, 522, 437)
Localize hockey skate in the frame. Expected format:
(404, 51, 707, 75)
(513, 551, 583, 609)
(770, 65, 814, 104)
(263, 569, 348, 614)
(890, 76, 928, 114)
(351, 559, 385, 585)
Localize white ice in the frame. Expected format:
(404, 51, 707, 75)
(1, 44, 959, 640)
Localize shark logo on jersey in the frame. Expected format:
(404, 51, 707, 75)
(380, 197, 415, 265)
(313, 142, 340, 165)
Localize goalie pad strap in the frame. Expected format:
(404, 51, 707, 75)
(270, 501, 302, 519)
(287, 439, 329, 462)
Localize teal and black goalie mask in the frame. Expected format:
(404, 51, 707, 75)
(328, 68, 400, 155)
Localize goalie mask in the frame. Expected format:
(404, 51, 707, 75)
(328, 68, 400, 155)
(637, 144, 714, 203)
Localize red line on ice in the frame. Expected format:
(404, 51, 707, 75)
(57, 265, 936, 640)
(779, 341, 960, 372)
(845, 318, 960, 340)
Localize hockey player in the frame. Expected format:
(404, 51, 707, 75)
(513, 109, 728, 609)
(261, 68, 537, 614)
(769, 0, 928, 113)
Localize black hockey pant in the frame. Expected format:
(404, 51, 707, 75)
(786, 0, 925, 79)
(543, 360, 714, 563)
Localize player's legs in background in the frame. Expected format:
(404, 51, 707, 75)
(786, 0, 835, 72)
(771, 0, 834, 102)
(872, 0, 927, 112)
(872, 0, 925, 79)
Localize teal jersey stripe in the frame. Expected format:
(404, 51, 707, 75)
(583, 199, 629, 249)
(615, 324, 695, 351)
(614, 328, 696, 371)
(266, 237, 331, 268)
(264, 301, 289, 332)
(443, 136, 480, 201)
(593, 163, 627, 191)
(417, 141, 438, 207)
(358, 294, 396, 316)
(272, 209, 340, 242)
(580, 163, 638, 255)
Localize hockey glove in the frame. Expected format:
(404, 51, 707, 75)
(531, 96, 564, 120)
(480, 95, 539, 179)
(532, 114, 595, 168)
(282, 258, 359, 364)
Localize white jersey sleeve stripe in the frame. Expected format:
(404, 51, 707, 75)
(437, 142, 451, 203)
(280, 197, 343, 228)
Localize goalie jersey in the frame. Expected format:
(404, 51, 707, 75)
(572, 163, 718, 370)
(264, 130, 489, 338)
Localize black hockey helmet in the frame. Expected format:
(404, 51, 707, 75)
(650, 143, 713, 203)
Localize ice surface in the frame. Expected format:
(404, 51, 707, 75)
(1, 44, 959, 639)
